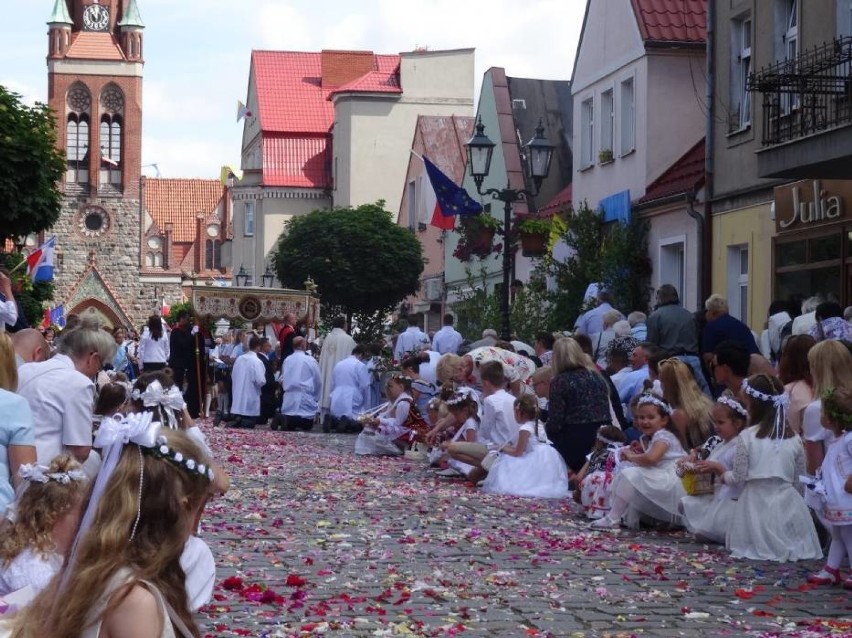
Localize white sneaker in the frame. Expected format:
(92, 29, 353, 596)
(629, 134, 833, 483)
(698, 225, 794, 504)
(435, 467, 461, 477)
(590, 516, 620, 529)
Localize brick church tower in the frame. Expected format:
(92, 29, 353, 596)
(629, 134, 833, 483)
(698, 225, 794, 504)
(45, 0, 153, 328)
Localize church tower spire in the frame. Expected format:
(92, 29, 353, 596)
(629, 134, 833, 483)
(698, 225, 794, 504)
(118, 0, 144, 62)
(47, 0, 73, 59)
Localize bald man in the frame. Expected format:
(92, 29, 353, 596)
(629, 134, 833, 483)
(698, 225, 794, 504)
(11, 329, 49, 367)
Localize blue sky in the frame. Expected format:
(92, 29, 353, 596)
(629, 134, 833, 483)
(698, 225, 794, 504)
(1, 0, 584, 178)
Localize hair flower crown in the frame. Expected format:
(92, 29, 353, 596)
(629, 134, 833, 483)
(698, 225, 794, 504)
(717, 394, 748, 418)
(147, 435, 214, 481)
(637, 392, 673, 415)
(822, 387, 852, 425)
(18, 464, 86, 485)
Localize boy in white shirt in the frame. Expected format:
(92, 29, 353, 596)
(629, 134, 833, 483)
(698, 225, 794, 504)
(446, 361, 520, 482)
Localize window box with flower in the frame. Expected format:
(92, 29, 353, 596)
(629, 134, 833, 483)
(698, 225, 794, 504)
(514, 214, 553, 257)
(452, 213, 502, 262)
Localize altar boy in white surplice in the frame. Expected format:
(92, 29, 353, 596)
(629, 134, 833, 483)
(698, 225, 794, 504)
(329, 345, 371, 433)
(279, 337, 321, 431)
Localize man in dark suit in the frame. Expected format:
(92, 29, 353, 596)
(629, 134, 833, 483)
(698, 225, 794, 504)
(169, 311, 195, 391)
(258, 337, 278, 425)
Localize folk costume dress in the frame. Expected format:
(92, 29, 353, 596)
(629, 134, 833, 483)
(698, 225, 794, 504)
(724, 425, 822, 562)
(812, 431, 852, 527)
(580, 445, 622, 519)
(611, 429, 686, 529)
(481, 421, 570, 499)
(354, 392, 413, 457)
(680, 437, 742, 543)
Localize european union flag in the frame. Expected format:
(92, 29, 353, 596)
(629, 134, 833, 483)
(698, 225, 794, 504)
(50, 305, 66, 328)
(423, 156, 483, 218)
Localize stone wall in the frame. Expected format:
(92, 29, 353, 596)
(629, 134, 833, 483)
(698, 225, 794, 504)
(54, 193, 185, 329)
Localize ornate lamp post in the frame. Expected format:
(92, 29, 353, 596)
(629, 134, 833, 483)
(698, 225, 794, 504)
(235, 264, 249, 287)
(261, 265, 274, 288)
(465, 118, 554, 340)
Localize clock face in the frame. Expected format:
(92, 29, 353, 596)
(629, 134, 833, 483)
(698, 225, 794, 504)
(83, 4, 110, 31)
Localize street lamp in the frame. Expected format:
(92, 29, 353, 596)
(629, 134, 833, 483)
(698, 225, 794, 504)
(235, 264, 249, 287)
(261, 265, 274, 288)
(465, 117, 554, 340)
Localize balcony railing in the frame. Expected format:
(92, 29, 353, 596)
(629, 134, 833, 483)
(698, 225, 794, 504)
(748, 36, 852, 146)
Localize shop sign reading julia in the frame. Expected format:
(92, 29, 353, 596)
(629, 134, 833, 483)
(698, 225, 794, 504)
(775, 179, 849, 233)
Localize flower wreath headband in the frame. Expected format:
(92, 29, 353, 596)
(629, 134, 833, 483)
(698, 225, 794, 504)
(822, 387, 852, 425)
(717, 394, 748, 418)
(58, 412, 212, 594)
(637, 393, 674, 415)
(741, 378, 790, 443)
(18, 464, 86, 485)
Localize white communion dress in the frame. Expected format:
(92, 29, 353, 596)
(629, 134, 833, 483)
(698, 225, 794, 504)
(680, 438, 742, 543)
(481, 421, 570, 499)
(611, 429, 686, 529)
(724, 426, 822, 562)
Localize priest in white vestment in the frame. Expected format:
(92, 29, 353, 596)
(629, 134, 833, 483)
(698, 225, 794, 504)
(279, 337, 321, 431)
(228, 335, 266, 429)
(318, 316, 356, 428)
(329, 344, 371, 433)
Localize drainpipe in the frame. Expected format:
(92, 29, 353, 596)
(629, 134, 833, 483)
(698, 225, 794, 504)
(686, 191, 705, 305)
(702, 0, 715, 311)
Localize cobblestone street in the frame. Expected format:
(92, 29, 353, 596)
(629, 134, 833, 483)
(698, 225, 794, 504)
(198, 425, 852, 637)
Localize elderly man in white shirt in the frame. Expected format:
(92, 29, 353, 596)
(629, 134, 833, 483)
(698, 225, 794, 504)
(17, 318, 115, 475)
(329, 344, 371, 433)
(278, 336, 321, 431)
(431, 313, 463, 355)
(227, 335, 267, 429)
(394, 314, 430, 361)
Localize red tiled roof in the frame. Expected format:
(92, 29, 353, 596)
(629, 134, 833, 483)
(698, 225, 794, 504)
(330, 70, 402, 97)
(252, 50, 401, 134)
(539, 184, 572, 215)
(262, 135, 331, 188)
(144, 178, 224, 243)
(66, 32, 125, 60)
(638, 138, 705, 204)
(630, 0, 707, 44)
(418, 115, 475, 184)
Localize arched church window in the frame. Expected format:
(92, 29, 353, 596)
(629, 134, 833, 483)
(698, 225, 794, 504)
(99, 85, 125, 185)
(205, 239, 222, 270)
(66, 84, 91, 183)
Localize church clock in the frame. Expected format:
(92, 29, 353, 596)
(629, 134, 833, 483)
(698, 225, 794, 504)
(82, 3, 110, 31)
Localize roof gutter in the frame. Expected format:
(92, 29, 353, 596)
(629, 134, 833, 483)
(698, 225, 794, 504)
(702, 0, 715, 311)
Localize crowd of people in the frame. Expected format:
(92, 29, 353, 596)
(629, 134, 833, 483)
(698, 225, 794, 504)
(0, 279, 849, 635)
(319, 287, 852, 588)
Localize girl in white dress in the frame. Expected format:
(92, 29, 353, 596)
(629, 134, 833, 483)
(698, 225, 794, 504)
(355, 374, 414, 456)
(12, 420, 213, 638)
(679, 392, 748, 543)
(723, 374, 822, 562)
(592, 394, 686, 529)
(806, 386, 852, 588)
(0, 455, 87, 597)
(575, 425, 626, 519)
(481, 395, 570, 499)
(436, 391, 480, 478)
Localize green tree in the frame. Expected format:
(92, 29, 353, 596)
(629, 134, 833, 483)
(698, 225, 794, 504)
(272, 202, 424, 335)
(548, 202, 652, 328)
(0, 86, 65, 243)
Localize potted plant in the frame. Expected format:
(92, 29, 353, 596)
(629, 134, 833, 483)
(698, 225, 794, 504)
(599, 148, 614, 164)
(453, 213, 501, 262)
(515, 214, 552, 257)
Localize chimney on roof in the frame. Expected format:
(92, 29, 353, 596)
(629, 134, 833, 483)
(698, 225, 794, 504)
(321, 50, 375, 88)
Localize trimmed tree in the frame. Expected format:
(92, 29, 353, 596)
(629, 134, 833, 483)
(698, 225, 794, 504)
(272, 202, 424, 341)
(0, 86, 65, 244)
